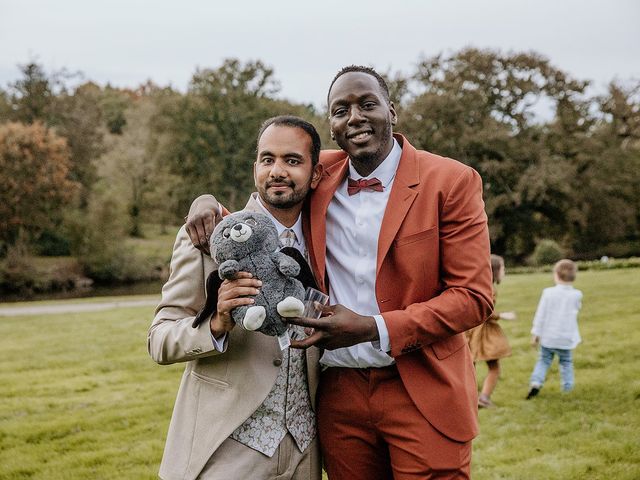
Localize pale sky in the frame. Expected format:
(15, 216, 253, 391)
(1, 0, 639, 109)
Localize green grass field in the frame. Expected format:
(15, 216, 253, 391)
(1, 269, 639, 479)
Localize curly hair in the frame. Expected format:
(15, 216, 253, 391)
(326, 65, 390, 105)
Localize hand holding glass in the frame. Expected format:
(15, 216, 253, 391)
(288, 288, 329, 341)
(303, 287, 329, 319)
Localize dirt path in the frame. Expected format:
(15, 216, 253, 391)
(0, 298, 159, 316)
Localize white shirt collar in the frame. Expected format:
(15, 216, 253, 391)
(347, 138, 402, 187)
(255, 196, 304, 247)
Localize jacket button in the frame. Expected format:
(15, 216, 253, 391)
(273, 358, 282, 367)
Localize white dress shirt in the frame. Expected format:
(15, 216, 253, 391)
(320, 139, 402, 368)
(531, 284, 583, 349)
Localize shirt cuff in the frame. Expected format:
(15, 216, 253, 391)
(211, 332, 228, 352)
(372, 314, 391, 353)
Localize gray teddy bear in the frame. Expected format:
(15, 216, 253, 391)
(209, 211, 305, 337)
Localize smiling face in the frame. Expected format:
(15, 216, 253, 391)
(254, 124, 322, 211)
(328, 71, 397, 175)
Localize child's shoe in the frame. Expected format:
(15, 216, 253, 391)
(526, 384, 541, 399)
(478, 393, 494, 408)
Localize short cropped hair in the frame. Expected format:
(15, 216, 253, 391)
(554, 259, 578, 282)
(327, 65, 391, 105)
(490, 254, 505, 284)
(256, 115, 321, 166)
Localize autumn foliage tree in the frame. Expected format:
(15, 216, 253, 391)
(2, 63, 106, 207)
(154, 59, 281, 212)
(0, 122, 79, 253)
(398, 48, 640, 260)
(1, 54, 638, 269)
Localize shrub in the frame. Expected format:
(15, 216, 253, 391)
(80, 244, 145, 283)
(529, 239, 566, 266)
(0, 248, 42, 294)
(34, 230, 72, 256)
(73, 191, 161, 284)
(0, 247, 80, 295)
(509, 256, 640, 274)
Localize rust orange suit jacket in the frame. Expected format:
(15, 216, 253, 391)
(304, 134, 494, 442)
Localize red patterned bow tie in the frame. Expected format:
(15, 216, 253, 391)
(347, 177, 384, 196)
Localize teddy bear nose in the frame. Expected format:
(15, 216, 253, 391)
(233, 224, 243, 231)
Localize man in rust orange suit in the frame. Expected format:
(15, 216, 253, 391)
(187, 66, 493, 479)
(284, 66, 493, 480)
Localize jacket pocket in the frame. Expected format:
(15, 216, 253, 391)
(431, 334, 467, 360)
(190, 370, 230, 388)
(394, 226, 437, 247)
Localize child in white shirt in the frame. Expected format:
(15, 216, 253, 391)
(526, 259, 583, 399)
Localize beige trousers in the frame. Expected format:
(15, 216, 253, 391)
(198, 434, 321, 480)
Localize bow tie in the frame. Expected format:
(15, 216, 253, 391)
(347, 177, 384, 196)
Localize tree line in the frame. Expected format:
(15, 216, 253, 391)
(1, 49, 638, 276)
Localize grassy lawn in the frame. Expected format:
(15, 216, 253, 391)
(123, 223, 181, 261)
(473, 268, 640, 479)
(2, 294, 160, 309)
(1, 269, 639, 479)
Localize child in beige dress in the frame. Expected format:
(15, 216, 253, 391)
(466, 254, 516, 408)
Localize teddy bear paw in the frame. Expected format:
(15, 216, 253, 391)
(242, 306, 266, 330)
(277, 297, 305, 317)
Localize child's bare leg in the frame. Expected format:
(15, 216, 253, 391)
(481, 360, 501, 398)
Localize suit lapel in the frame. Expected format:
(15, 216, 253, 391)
(309, 155, 349, 291)
(309, 136, 420, 283)
(376, 135, 420, 276)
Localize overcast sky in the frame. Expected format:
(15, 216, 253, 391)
(1, 0, 639, 108)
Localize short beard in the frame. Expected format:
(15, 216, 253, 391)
(259, 180, 311, 210)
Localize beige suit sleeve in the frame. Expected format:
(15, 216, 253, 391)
(147, 226, 222, 365)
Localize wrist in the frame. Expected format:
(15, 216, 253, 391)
(210, 314, 229, 339)
(366, 315, 379, 342)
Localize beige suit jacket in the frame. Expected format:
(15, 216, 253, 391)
(148, 195, 320, 480)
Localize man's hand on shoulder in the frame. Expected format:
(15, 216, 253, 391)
(185, 194, 222, 255)
(286, 304, 378, 350)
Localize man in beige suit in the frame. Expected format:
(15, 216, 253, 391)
(148, 115, 323, 480)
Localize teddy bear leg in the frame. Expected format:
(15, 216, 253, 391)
(277, 296, 305, 317)
(242, 305, 266, 331)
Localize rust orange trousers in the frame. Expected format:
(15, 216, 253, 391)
(317, 366, 471, 480)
